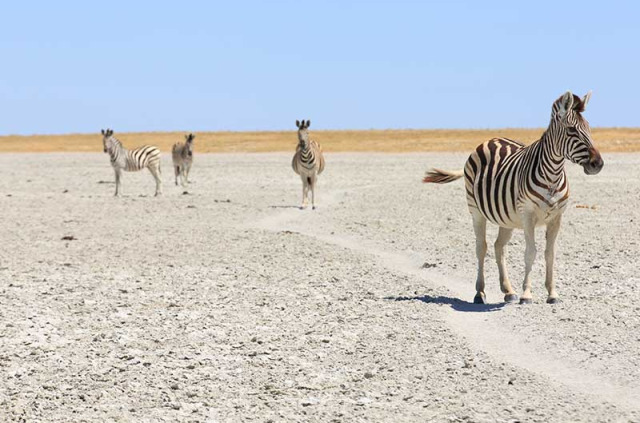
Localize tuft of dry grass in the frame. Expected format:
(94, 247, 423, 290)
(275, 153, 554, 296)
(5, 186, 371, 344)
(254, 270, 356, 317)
(0, 128, 638, 153)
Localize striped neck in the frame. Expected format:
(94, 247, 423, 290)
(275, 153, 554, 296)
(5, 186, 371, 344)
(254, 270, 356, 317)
(107, 137, 126, 159)
(536, 128, 566, 186)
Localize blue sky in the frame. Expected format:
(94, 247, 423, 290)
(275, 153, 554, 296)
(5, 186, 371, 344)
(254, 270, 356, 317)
(1, 1, 638, 135)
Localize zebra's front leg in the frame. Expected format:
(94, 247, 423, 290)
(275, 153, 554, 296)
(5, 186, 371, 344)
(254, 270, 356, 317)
(180, 167, 187, 187)
(310, 174, 317, 210)
(544, 214, 562, 304)
(471, 210, 488, 304)
(174, 166, 180, 186)
(114, 168, 122, 197)
(185, 162, 192, 184)
(300, 178, 309, 209)
(495, 227, 518, 303)
(520, 212, 537, 304)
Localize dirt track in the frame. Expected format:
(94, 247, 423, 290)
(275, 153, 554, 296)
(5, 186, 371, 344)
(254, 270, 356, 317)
(0, 153, 638, 422)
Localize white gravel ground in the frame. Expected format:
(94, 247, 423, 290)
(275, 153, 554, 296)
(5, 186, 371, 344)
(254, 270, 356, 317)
(0, 152, 638, 422)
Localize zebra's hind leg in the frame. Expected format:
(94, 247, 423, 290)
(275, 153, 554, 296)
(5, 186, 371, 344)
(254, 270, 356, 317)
(544, 214, 562, 304)
(174, 166, 180, 186)
(520, 212, 538, 304)
(495, 227, 518, 303)
(471, 209, 488, 304)
(149, 165, 163, 196)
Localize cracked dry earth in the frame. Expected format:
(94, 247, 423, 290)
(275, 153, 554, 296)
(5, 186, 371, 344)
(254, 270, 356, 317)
(0, 152, 639, 422)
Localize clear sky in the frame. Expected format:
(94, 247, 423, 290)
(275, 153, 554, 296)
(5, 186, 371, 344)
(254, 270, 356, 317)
(1, 1, 638, 135)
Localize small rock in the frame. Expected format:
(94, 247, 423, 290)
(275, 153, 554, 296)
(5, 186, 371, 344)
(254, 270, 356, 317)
(357, 397, 372, 406)
(302, 397, 319, 407)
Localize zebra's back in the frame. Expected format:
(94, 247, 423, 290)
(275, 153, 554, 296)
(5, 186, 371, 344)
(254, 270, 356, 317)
(125, 145, 161, 171)
(464, 137, 529, 228)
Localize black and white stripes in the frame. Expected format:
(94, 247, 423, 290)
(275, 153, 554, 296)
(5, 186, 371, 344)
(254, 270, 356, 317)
(101, 129, 163, 196)
(172, 133, 195, 186)
(424, 91, 603, 305)
(292, 119, 325, 209)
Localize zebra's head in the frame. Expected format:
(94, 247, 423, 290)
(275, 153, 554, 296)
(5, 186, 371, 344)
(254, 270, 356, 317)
(551, 91, 603, 175)
(296, 119, 311, 148)
(101, 128, 114, 153)
(185, 133, 195, 157)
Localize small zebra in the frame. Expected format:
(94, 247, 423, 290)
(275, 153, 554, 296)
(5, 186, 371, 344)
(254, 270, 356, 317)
(292, 119, 325, 209)
(172, 133, 195, 186)
(101, 128, 163, 197)
(423, 91, 603, 305)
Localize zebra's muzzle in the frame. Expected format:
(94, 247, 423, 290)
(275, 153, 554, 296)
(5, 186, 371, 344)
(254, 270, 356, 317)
(583, 147, 603, 175)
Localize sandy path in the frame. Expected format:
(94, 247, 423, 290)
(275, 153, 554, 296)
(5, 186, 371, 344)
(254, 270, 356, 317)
(0, 153, 638, 422)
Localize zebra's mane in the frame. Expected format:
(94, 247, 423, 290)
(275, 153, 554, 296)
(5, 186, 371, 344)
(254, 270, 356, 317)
(107, 136, 125, 151)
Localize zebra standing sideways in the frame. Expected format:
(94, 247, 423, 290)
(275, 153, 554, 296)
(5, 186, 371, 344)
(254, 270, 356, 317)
(172, 133, 195, 186)
(292, 119, 325, 209)
(423, 91, 603, 305)
(101, 129, 163, 197)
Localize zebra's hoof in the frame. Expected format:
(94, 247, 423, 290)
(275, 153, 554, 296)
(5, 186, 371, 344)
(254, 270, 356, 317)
(546, 297, 559, 304)
(504, 294, 519, 303)
(312, 206, 316, 210)
(473, 294, 486, 304)
(519, 298, 533, 305)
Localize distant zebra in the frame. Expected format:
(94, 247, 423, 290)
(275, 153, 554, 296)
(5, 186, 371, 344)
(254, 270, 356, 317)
(423, 91, 603, 305)
(292, 119, 325, 209)
(172, 133, 195, 186)
(101, 129, 163, 197)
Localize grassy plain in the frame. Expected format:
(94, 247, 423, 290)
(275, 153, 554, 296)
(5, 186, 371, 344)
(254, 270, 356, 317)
(0, 128, 638, 153)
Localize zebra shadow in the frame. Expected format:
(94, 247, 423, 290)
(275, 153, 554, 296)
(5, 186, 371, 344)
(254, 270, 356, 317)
(385, 295, 506, 313)
(268, 205, 302, 209)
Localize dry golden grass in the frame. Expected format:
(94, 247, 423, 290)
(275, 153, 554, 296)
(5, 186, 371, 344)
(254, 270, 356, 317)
(1, 128, 639, 153)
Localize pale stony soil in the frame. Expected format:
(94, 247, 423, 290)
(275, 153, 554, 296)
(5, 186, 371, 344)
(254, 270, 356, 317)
(0, 152, 638, 423)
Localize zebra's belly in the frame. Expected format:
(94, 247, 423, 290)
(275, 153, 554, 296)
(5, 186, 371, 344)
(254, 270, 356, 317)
(471, 204, 524, 229)
(478, 196, 568, 229)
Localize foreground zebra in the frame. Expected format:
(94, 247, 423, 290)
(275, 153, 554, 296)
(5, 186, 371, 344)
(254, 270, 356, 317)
(423, 91, 603, 304)
(292, 119, 325, 209)
(172, 133, 195, 186)
(101, 129, 163, 197)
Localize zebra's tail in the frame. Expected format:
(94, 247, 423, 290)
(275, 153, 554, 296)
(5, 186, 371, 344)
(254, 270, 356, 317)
(422, 168, 464, 184)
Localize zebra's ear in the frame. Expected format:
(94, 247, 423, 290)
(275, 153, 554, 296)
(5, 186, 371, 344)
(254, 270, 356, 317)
(582, 91, 592, 110)
(101, 129, 105, 135)
(557, 91, 573, 119)
(296, 120, 301, 128)
(306, 120, 310, 128)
